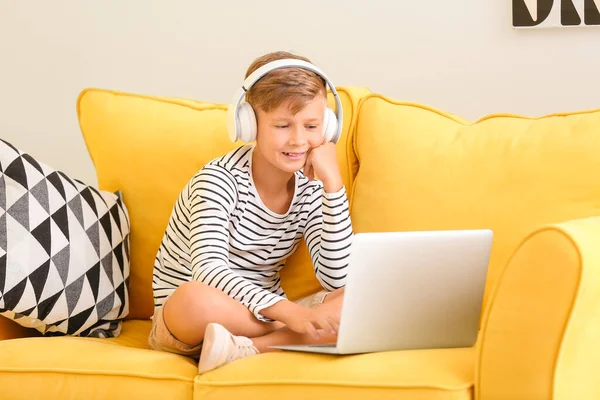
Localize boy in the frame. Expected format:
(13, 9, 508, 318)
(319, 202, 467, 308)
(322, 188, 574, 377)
(149, 51, 353, 374)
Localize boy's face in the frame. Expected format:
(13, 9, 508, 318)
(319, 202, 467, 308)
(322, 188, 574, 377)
(255, 95, 326, 174)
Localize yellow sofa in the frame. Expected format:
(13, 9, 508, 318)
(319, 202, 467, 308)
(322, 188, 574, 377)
(1, 86, 600, 400)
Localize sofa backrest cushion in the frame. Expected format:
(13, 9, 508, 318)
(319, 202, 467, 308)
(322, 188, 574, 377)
(350, 93, 600, 313)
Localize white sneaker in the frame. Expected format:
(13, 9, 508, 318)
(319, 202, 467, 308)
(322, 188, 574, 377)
(197, 323, 259, 374)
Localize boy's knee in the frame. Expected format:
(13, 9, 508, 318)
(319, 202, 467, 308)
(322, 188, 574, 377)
(165, 282, 213, 322)
(174, 281, 213, 305)
(174, 281, 208, 301)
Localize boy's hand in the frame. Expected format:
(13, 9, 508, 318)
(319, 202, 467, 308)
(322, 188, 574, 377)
(303, 141, 343, 193)
(282, 302, 340, 339)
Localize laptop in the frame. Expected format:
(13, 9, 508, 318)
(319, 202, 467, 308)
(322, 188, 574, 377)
(270, 229, 493, 354)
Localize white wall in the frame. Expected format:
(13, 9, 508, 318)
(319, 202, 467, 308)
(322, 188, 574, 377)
(1, 0, 599, 186)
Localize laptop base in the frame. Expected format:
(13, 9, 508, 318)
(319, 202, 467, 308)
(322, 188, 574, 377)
(269, 344, 364, 355)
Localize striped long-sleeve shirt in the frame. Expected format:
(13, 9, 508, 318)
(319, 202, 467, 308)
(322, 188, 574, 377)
(152, 144, 353, 321)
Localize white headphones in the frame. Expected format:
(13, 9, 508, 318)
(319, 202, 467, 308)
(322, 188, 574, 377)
(227, 59, 343, 144)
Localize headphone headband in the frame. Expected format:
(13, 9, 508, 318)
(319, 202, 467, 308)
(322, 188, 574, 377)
(228, 59, 343, 143)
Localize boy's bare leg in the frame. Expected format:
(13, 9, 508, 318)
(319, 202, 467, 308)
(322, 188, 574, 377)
(196, 287, 345, 373)
(163, 282, 344, 349)
(250, 288, 345, 353)
(162, 281, 284, 346)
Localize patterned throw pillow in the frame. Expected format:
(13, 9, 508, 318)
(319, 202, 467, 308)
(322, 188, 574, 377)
(0, 139, 130, 337)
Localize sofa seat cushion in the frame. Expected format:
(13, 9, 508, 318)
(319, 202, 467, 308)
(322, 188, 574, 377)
(0, 320, 196, 400)
(194, 346, 475, 400)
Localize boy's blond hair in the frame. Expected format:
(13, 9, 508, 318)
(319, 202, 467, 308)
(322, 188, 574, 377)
(244, 51, 327, 115)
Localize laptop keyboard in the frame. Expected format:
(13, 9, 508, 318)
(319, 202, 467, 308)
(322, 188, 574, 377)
(308, 343, 336, 348)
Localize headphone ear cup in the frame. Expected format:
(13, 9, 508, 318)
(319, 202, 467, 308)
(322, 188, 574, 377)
(237, 102, 257, 143)
(227, 104, 238, 142)
(322, 107, 338, 143)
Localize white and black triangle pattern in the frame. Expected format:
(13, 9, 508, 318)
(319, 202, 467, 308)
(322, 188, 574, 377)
(0, 139, 130, 337)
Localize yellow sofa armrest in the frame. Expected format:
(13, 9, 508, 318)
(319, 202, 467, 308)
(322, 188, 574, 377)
(476, 217, 600, 400)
